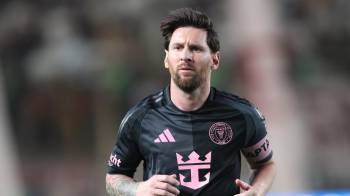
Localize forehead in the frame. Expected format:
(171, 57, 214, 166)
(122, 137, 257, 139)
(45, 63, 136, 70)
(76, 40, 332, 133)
(170, 26, 208, 45)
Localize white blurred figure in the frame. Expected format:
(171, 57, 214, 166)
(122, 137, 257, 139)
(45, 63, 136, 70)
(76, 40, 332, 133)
(0, 66, 25, 196)
(227, 0, 309, 192)
(26, 7, 99, 84)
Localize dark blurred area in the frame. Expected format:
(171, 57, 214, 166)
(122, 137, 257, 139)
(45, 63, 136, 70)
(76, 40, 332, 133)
(0, 0, 349, 195)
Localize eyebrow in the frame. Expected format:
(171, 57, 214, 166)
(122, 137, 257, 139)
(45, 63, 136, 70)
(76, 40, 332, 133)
(171, 42, 206, 49)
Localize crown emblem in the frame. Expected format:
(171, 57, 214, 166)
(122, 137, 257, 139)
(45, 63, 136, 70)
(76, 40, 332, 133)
(176, 151, 211, 165)
(176, 151, 212, 190)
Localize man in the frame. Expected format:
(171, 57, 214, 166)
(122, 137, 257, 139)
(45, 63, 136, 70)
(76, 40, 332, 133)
(106, 8, 276, 196)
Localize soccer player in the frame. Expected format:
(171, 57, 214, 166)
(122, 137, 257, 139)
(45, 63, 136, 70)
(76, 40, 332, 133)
(106, 8, 276, 196)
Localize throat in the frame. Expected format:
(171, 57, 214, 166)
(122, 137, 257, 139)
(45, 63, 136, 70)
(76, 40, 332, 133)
(170, 82, 210, 112)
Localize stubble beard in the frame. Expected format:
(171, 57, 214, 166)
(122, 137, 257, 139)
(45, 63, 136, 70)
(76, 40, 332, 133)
(173, 71, 202, 93)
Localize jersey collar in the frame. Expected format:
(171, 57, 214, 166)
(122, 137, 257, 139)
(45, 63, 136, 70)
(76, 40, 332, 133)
(163, 85, 216, 113)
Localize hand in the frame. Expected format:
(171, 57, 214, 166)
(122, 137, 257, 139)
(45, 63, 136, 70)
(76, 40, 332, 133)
(136, 174, 180, 196)
(234, 179, 257, 196)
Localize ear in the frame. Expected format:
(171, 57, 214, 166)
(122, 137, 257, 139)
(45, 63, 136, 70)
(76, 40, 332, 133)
(164, 50, 169, 69)
(211, 52, 220, 70)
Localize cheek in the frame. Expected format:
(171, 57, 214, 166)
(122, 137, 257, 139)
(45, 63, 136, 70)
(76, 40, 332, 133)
(167, 52, 179, 62)
(197, 58, 213, 72)
(167, 56, 179, 71)
(167, 63, 176, 76)
(201, 66, 211, 77)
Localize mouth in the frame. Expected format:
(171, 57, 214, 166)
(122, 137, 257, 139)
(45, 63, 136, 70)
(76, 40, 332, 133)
(178, 64, 194, 71)
(179, 68, 193, 71)
(178, 68, 195, 75)
(177, 69, 195, 78)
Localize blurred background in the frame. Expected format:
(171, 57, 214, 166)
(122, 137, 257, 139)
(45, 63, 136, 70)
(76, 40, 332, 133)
(0, 0, 349, 195)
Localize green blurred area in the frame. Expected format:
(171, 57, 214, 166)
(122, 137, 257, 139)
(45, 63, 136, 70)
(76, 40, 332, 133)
(0, 0, 350, 195)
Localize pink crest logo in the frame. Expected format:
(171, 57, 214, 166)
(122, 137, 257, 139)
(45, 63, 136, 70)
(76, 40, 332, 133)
(209, 122, 233, 145)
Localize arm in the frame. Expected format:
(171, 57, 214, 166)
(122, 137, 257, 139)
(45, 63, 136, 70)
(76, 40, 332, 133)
(249, 159, 276, 194)
(236, 105, 276, 195)
(235, 159, 276, 196)
(106, 173, 180, 196)
(106, 174, 139, 196)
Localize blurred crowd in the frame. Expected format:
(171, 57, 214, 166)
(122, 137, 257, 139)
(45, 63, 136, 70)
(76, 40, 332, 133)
(0, 0, 349, 195)
(282, 0, 350, 188)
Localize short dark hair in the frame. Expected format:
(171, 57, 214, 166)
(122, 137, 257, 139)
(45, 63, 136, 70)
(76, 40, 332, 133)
(160, 8, 220, 53)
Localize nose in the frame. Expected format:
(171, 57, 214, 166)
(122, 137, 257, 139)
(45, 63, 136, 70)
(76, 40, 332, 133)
(180, 48, 193, 62)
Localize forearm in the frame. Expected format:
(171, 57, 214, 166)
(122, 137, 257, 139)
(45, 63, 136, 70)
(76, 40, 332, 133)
(106, 174, 140, 196)
(249, 161, 276, 196)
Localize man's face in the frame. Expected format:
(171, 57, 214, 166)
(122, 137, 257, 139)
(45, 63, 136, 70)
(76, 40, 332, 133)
(164, 26, 219, 93)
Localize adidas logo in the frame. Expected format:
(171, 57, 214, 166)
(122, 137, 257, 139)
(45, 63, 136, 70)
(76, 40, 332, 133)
(154, 128, 176, 143)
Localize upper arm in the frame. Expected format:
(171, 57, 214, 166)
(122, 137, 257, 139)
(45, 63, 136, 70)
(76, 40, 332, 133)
(241, 107, 273, 169)
(107, 112, 143, 177)
(250, 157, 275, 170)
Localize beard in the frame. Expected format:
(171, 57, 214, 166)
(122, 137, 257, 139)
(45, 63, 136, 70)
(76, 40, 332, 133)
(173, 71, 203, 93)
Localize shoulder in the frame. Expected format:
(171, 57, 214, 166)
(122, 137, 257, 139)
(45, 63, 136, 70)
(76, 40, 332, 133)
(213, 88, 264, 120)
(213, 88, 253, 111)
(120, 89, 165, 129)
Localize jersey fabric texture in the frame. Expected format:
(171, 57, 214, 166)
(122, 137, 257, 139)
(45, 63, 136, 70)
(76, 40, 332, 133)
(107, 86, 273, 196)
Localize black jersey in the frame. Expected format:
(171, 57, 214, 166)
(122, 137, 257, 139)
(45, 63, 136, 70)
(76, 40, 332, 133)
(107, 87, 273, 196)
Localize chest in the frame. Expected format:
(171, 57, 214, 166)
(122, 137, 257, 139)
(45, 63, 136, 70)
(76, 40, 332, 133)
(139, 109, 247, 162)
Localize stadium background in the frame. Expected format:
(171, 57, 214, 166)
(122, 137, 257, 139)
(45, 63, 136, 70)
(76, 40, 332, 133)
(0, 0, 349, 195)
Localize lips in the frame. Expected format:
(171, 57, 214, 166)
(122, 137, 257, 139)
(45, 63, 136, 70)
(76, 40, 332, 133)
(178, 68, 195, 77)
(178, 64, 194, 71)
(179, 67, 193, 71)
(178, 67, 195, 75)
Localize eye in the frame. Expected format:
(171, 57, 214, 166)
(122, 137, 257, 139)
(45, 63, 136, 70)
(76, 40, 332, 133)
(172, 45, 182, 51)
(190, 46, 203, 52)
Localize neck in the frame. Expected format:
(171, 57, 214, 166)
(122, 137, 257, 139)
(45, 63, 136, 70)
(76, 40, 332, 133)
(170, 81, 211, 112)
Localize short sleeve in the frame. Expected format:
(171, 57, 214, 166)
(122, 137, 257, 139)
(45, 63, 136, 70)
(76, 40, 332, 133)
(241, 107, 273, 167)
(107, 114, 143, 177)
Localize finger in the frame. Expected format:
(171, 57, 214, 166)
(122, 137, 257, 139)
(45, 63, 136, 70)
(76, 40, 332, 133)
(154, 182, 180, 195)
(235, 179, 251, 191)
(152, 188, 177, 196)
(170, 174, 180, 187)
(156, 175, 180, 186)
